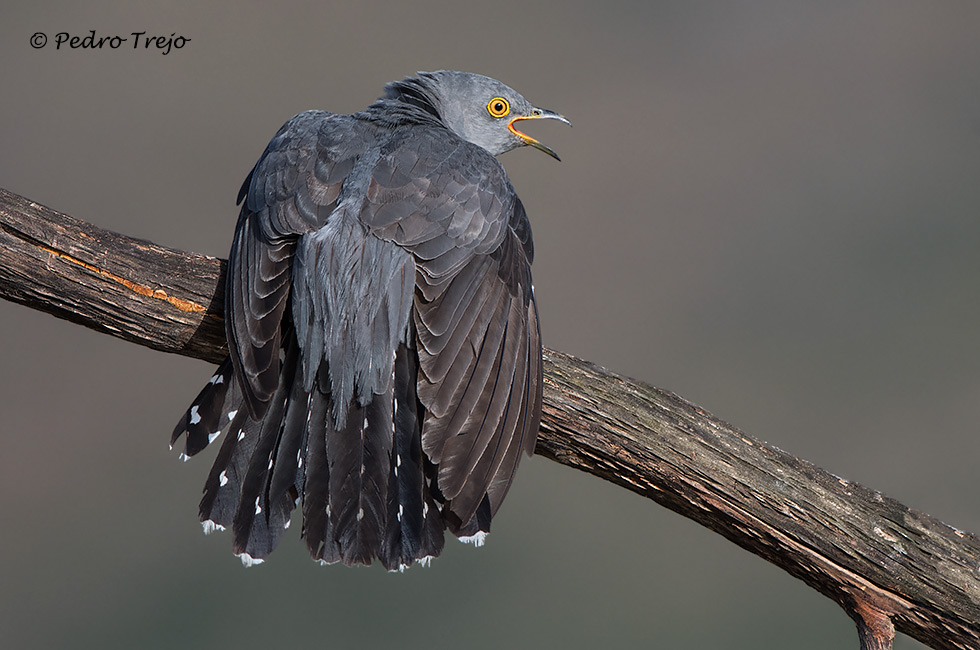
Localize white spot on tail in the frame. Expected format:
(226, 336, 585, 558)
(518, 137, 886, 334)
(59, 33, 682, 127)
(189, 405, 201, 424)
(362, 417, 369, 431)
(284, 518, 291, 530)
(397, 504, 403, 521)
(237, 552, 264, 567)
(201, 520, 225, 534)
(227, 409, 238, 421)
(254, 497, 262, 515)
(208, 431, 220, 443)
(417, 556, 434, 568)
(459, 531, 488, 547)
(178, 453, 190, 463)
(219, 470, 228, 487)
(209, 373, 224, 385)
(357, 507, 364, 521)
(237, 429, 245, 441)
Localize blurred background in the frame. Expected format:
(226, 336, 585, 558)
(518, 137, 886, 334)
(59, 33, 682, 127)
(2, 2, 979, 648)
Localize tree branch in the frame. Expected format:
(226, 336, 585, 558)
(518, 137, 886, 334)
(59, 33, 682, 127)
(2, 187, 978, 650)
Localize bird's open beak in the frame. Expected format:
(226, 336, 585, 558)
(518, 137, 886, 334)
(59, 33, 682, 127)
(508, 108, 571, 161)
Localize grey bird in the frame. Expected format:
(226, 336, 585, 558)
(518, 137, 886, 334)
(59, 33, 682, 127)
(171, 70, 568, 570)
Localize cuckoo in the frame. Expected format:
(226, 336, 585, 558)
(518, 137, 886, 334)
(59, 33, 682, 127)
(171, 70, 568, 570)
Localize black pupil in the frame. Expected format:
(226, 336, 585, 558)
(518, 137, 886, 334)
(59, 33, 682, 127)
(493, 102, 504, 113)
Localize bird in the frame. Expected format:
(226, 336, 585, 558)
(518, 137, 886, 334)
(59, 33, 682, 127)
(170, 70, 568, 571)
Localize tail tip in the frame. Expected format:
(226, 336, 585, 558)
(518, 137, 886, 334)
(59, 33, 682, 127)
(458, 531, 488, 547)
(236, 551, 265, 567)
(201, 519, 226, 535)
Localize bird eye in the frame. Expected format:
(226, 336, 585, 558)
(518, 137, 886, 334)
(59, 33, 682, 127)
(487, 97, 510, 118)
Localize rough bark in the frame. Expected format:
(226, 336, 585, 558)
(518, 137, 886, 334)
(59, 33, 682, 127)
(2, 187, 978, 650)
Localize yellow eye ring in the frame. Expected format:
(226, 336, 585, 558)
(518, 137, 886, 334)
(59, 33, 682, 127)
(487, 97, 510, 118)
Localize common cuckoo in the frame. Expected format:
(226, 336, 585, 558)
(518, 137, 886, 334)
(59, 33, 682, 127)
(171, 70, 568, 570)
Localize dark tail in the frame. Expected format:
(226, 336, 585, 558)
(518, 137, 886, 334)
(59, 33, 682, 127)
(172, 337, 446, 570)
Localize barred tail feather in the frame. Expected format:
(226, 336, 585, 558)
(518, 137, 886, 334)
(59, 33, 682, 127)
(171, 359, 238, 458)
(231, 336, 301, 560)
(300, 374, 340, 564)
(327, 395, 392, 566)
(199, 409, 255, 533)
(419, 466, 447, 561)
(266, 365, 312, 521)
(380, 344, 426, 570)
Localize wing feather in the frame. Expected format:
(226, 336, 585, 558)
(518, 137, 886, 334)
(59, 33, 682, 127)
(227, 111, 366, 418)
(361, 131, 542, 531)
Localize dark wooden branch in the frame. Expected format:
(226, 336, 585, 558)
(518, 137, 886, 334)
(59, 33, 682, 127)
(2, 187, 978, 650)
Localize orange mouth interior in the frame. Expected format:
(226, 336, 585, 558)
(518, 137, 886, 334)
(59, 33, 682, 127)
(507, 116, 542, 145)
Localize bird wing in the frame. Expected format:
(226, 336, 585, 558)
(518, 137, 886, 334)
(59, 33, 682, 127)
(226, 110, 366, 418)
(227, 112, 541, 538)
(360, 130, 543, 530)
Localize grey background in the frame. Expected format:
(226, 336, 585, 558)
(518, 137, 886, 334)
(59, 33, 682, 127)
(2, 2, 979, 648)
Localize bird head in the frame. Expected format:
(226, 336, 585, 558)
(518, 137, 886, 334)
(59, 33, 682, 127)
(389, 70, 571, 160)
